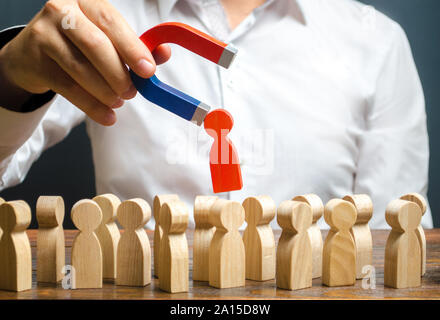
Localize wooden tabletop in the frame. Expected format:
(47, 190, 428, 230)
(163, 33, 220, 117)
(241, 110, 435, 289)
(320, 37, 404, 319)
(0, 229, 439, 300)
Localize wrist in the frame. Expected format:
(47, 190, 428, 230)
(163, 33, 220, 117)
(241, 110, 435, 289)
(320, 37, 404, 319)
(0, 45, 34, 112)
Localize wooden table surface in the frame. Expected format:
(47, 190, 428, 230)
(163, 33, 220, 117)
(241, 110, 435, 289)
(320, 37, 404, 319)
(0, 229, 439, 300)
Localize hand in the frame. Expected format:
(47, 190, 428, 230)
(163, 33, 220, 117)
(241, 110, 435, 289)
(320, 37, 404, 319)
(0, 0, 171, 125)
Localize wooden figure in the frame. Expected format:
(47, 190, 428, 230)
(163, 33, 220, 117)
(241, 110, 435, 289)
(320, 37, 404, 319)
(0, 201, 32, 292)
(343, 194, 373, 279)
(193, 195, 218, 281)
(384, 199, 422, 288)
(204, 109, 243, 193)
(93, 194, 121, 281)
(36, 196, 65, 283)
(159, 200, 189, 293)
(242, 196, 276, 281)
(276, 200, 313, 290)
(0, 197, 4, 239)
(153, 194, 179, 278)
(71, 199, 103, 289)
(209, 199, 245, 288)
(322, 199, 357, 287)
(400, 193, 427, 276)
(292, 194, 324, 279)
(116, 198, 151, 287)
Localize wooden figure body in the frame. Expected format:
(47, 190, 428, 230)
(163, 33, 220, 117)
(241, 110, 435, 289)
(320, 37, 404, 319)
(343, 194, 373, 279)
(116, 198, 151, 287)
(93, 194, 121, 281)
(242, 196, 276, 281)
(159, 200, 189, 293)
(204, 109, 243, 193)
(322, 199, 357, 287)
(0, 197, 4, 239)
(292, 194, 323, 278)
(384, 199, 422, 288)
(193, 195, 218, 281)
(71, 199, 103, 289)
(153, 194, 179, 278)
(400, 193, 427, 276)
(36, 196, 65, 283)
(209, 199, 245, 288)
(0, 201, 32, 292)
(276, 200, 313, 290)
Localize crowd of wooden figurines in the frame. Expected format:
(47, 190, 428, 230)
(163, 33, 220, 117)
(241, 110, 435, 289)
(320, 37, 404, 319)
(0, 192, 427, 293)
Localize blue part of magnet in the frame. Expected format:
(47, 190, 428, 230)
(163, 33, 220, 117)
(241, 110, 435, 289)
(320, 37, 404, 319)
(130, 70, 200, 122)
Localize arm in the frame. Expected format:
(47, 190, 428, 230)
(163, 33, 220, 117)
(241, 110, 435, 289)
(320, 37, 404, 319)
(354, 23, 432, 228)
(0, 0, 171, 189)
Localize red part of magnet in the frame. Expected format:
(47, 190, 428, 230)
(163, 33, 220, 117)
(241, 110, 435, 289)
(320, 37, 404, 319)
(204, 109, 243, 193)
(139, 22, 237, 69)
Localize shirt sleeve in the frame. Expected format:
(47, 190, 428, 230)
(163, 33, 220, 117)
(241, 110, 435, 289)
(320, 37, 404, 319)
(354, 23, 432, 228)
(0, 26, 86, 190)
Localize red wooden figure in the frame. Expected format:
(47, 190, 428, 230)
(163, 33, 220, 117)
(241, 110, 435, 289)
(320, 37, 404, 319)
(204, 109, 243, 193)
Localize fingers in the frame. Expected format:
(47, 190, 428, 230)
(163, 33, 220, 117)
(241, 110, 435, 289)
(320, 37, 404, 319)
(43, 58, 116, 126)
(44, 2, 134, 100)
(152, 44, 172, 65)
(78, 0, 157, 78)
(40, 28, 125, 108)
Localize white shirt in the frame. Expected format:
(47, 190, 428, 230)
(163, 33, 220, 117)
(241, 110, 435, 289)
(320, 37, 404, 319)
(0, 0, 432, 229)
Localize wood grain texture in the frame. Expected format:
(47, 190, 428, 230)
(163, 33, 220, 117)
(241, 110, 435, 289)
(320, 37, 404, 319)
(384, 199, 422, 288)
(0, 201, 32, 292)
(71, 199, 103, 289)
(400, 193, 427, 276)
(36, 196, 65, 283)
(193, 195, 217, 281)
(293, 194, 324, 279)
(322, 199, 357, 287)
(2, 229, 440, 299)
(276, 200, 312, 290)
(159, 200, 189, 293)
(116, 199, 151, 287)
(93, 194, 121, 280)
(0, 197, 5, 240)
(343, 194, 373, 279)
(153, 195, 179, 278)
(242, 196, 275, 281)
(209, 199, 245, 289)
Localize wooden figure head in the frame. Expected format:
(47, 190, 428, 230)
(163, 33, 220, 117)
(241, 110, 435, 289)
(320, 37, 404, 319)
(93, 194, 121, 225)
(204, 109, 234, 138)
(0, 201, 31, 233)
(36, 196, 64, 228)
(386, 199, 421, 233)
(400, 193, 427, 216)
(160, 200, 189, 234)
(292, 194, 324, 224)
(194, 195, 218, 227)
(242, 196, 276, 227)
(71, 200, 102, 233)
(277, 200, 312, 234)
(209, 199, 244, 232)
(117, 199, 150, 231)
(342, 194, 373, 225)
(324, 199, 357, 232)
(153, 195, 179, 222)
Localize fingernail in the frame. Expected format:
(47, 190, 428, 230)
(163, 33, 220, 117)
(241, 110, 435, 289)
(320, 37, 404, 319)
(110, 98, 124, 109)
(137, 59, 155, 77)
(121, 84, 137, 99)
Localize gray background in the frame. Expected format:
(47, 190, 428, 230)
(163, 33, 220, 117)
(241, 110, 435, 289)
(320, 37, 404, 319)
(0, 0, 439, 228)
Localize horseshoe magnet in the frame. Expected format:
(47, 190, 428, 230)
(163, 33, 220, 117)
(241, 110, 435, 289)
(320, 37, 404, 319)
(130, 22, 238, 126)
